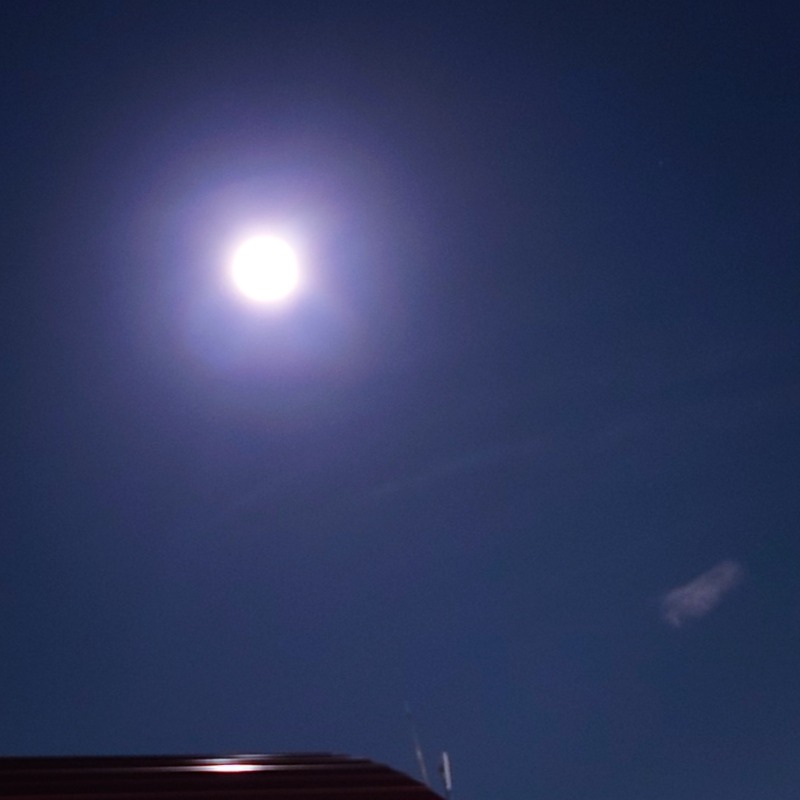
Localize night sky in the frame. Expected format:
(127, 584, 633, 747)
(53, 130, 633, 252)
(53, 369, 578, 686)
(2, 3, 800, 799)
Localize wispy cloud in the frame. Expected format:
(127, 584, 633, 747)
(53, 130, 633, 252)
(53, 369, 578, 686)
(661, 560, 745, 627)
(368, 438, 544, 501)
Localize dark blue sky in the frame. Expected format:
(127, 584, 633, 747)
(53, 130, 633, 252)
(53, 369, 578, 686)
(2, 2, 799, 799)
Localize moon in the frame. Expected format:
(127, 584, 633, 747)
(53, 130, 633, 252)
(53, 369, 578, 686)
(230, 235, 300, 303)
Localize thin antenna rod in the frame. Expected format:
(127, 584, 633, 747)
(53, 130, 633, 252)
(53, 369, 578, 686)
(439, 751, 453, 800)
(404, 702, 430, 786)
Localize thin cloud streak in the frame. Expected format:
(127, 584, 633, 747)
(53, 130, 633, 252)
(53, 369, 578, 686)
(661, 560, 745, 627)
(368, 438, 544, 501)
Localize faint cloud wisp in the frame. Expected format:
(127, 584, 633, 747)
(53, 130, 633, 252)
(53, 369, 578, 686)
(661, 560, 745, 627)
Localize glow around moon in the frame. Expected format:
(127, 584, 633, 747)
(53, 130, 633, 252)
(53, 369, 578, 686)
(230, 235, 300, 303)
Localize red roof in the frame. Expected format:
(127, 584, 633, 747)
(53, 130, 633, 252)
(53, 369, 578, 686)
(0, 754, 443, 800)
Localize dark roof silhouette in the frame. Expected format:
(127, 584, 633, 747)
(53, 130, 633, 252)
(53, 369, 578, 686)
(0, 753, 443, 800)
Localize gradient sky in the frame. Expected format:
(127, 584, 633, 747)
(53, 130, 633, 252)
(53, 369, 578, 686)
(2, 3, 800, 799)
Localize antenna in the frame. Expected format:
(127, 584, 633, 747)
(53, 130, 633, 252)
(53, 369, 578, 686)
(404, 702, 430, 786)
(439, 751, 453, 800)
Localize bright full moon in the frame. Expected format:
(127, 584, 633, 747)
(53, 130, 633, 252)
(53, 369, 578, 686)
(230, 235, 300, 303)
